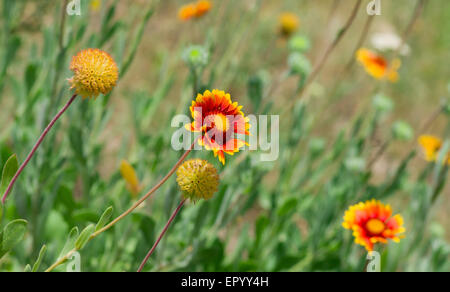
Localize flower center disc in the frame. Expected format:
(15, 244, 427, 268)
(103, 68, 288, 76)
(370, 56, 387, 68)
(211, 114, 229, 132)
(366, 219, 385, 235)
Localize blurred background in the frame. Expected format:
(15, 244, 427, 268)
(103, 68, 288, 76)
(0, 0, 448, 271)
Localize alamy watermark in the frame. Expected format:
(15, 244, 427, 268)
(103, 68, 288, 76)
(67, 0, 82, 16)
(366, 251, 381, 272)
(367, 0, 381, 16)
(66, 251, 81, 272)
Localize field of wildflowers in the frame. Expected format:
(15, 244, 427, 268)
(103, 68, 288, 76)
(0, 0, 449, 273)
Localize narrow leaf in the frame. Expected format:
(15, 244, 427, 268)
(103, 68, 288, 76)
(95, 206, 113, 232)
(32, 245, 47, 272)
(75, 224, 94, 250)
(59, 227, 79, 259)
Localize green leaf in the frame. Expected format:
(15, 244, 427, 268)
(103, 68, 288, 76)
(277, 197, 298, 217)
(32, 245, 47, 272)
(24, 264, 31, 272)
(247, 75, 263, 112)
(24, 64, 38, 94)
(95, 206, 113, 232)
(59, 227, 79, 259)
(0, 154, 19, 198)
(75, 224, 94, 250)
(0, 219, 28, 258)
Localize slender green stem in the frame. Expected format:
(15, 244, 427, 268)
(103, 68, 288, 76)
(296, 0, 362, 100)
(280, 0, 362, 116)
(59, 0, 68, 49)
(344, 14, 374, 73)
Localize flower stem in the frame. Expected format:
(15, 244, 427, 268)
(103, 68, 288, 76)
(45, 142, 196, 272)
(91, 142, 194, 237)
(137, 199, 187, 272)
(344, 14, 375, 73)
(1, 94, 78, 204)
(296, 0, 362, 100)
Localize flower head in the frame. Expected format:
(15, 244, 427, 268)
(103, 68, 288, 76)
(370, 32, 410, 56)
(90, 0, 101, 12)
(279, 13, 300, 37)
(120, 160, 141, 197)
(195, 0, 212, 17)
(288, 52, 311, 76)
(182, 45, 209, 69)
(356, 48, 401, 82)
(342, 200, 405, 251)
(391, 121, 414, 141)
(176, 159, 219, 201)
(178, 0, 212, 21)
(186, 89, 250, 165)
(178, 3, 197, 21)
(69, 48, 119, 99)
(288, 35, 310, 53)
(418, 135, 450, 164)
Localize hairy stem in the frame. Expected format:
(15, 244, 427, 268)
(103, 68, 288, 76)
(2, 94, 78, 204)
(344, 14, 374, 72)
(137, 199, 187, 272)
(296, 0, 362, 100)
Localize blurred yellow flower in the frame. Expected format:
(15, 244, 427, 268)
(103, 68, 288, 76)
(279, 13, 300, 37)
(176, 159, 219, 201)
(418, 135, 450, 165)
(178, 0, 212, 21)
(120, 160, 141, 197)
(343, 199, 405, 251)
(90, 0, 101, 12)
(356, 48, 401, 82)
(69, 48, 119, 99)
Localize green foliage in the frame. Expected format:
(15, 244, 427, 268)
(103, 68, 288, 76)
(0, 219, 28, 259)
(0, 154, 18, 197)
(0, 0, 448, 272)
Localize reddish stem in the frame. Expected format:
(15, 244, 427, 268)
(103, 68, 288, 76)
(137, 199, 187, 272)
(2, 94, 78, 204)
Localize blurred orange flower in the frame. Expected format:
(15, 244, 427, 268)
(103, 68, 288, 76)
(186, 89, 250, 165)
(195, 0, 212, 17)
(343, 200, 405, 251)
(179, 0, 212, 21)
(356, 48, 401, 82)
(279, 13, 300, 37)
(418, 135, 450, 165)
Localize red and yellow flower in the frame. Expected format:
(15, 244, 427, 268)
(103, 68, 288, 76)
(186, 89, 250, 165)
(418, 135, 450, 165)
(356, 48, 401, 82)
(342, 200, 405, 251)
(178, 0, 212, 21)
